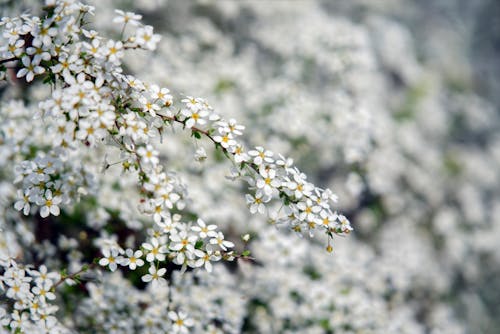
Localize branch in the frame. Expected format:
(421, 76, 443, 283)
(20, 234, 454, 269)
(0, 57, 17, 65)
(52, 262, 97, 289)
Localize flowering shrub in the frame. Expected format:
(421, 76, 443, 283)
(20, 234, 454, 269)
(0, 1, 352, 332)
(2, 0, 500, 333)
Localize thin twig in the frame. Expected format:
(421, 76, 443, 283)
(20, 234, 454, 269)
(52, 262, 97, 289)
(0, 57, 17, 65)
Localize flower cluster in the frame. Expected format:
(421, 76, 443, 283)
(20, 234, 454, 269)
(0, 257, 66, 333)
(14, 153, 95, 218)
(174, 95, 353, 248)
(74, 271, 205, 333)
(2, 0, 349, 245)
(0, 1, 352, 332)
(99, 216, 234, 282)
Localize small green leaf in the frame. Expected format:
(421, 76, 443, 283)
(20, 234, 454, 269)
(192, 131, 201, 139)
(42, 71, 56, 85)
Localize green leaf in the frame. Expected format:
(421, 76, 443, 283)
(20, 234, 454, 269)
(42, 71, 56, 85)
(214, 78, 236, 94)
(303, 265, 322, 280)
(192, 130, 201, 139)
(319, 318, 330, 330)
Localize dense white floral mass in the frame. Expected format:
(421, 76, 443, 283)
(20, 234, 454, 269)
(0, 0, 352, 332)
(1, 0, 499, 333)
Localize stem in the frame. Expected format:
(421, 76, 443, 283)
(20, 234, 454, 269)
(119, 23, 127, 41)
(52, 262, 97, 289)
(0, 57, 17, 65)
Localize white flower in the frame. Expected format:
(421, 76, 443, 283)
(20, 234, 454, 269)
(148, 199, 169, 224)
(191, 219, 217, 238)
(113, 9, 142, 27)
(319, 210, 338, 228)
(256, 166, 281, 196)
(51, 54, 83, 76)
(276, 154, 294, 171)
(231, 144, 249, 163)
(53, 118, 76, 146)
(91, 102, 116, 129)
(10, 311, 29, 331)
(16, 56, 45, 82)
(248, 146, 274, 165)
(139, 95, 161, 117)
(29, 265, 60, 286)
(169, 311, 194, 333)
(150, 84, 173, 106)
(124, 74, 145, 90)
(321, 188, 338, 204)
(83, 38, 103, 58)
(141, 265, 167, 287)
(76, 119, 103, 145)
(5, 271, 31, 300)
(181, 96, 202, 110)
(120, 112, 148, 141)
(137, 145, 160, 165)
(98, 248, 122, 272)
(105, 40, 123, 62)
(32, 282, 56, 302)
(121, 249, 144, 270)
(32, 22, 57, 46)
(246, 191, 271, 214)
(338, 215, 353, 233)
(26, 42, 51, 64)
(217, 118, 245, 136)
(3, 24, 25, 44)
(286, 172, 313, 199)
(3, 39, 24, 58)
(210, 232, 234, 251)
(14, 189, 32, 215)
(296, 198, 321, 222)
(213, 131, 237, 149)
(169, 231, 197, 252)
(135, 25, 161, 50)
(37, 190, 62, 218)
(182, 105, 209, 129)
(156, 186, 180, 209)
(193, 249, 220, 272)
(142, 238, 167, 262)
